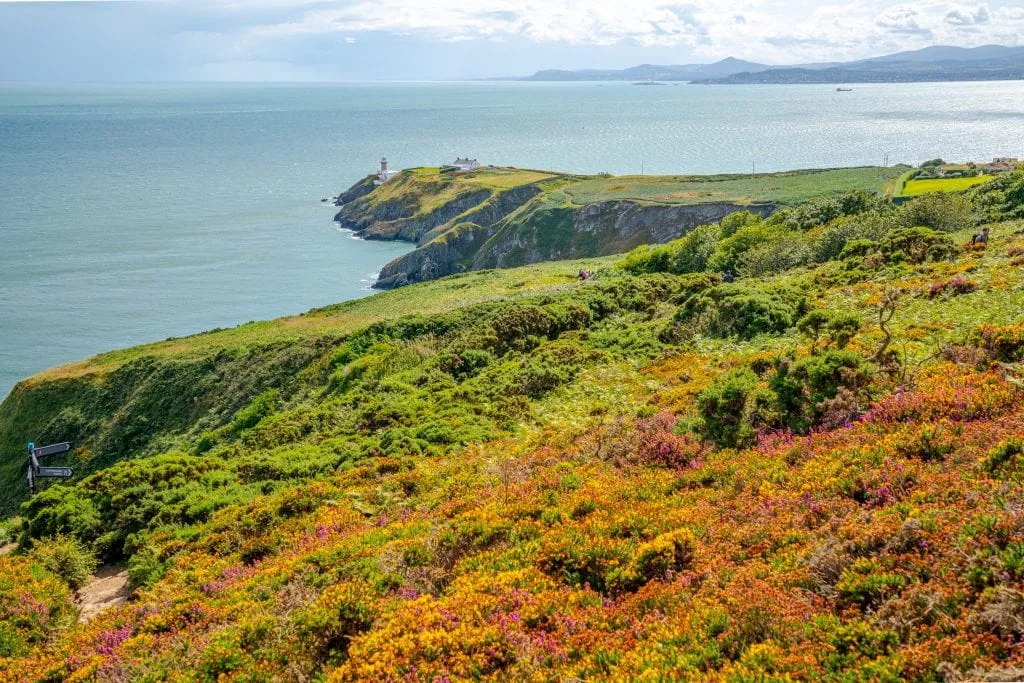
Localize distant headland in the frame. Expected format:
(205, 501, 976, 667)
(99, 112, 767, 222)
(332, 162, 910, 289)
(508, 45, 1024, 85)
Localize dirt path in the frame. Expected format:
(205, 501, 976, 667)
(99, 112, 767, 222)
(78, 566, 131, 623)
(0, 543, 15, 556)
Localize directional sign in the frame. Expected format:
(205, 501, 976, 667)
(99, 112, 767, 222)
(36, 467, 73, 478)
(30, 442, 71, 458)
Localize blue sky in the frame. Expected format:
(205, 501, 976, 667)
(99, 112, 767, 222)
(1, 0, 1022, 82)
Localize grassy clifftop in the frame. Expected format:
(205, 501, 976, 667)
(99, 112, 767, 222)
(1, 170, 1023, 680)
(338, 165, 908, 288)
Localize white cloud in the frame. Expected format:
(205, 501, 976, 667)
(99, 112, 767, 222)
(876, 5, 933, 37)
(944, 3, 991, 25)
(229, 0, 1024, 62)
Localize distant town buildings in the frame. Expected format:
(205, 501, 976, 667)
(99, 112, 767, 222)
(925, 157, 1020, 179)
(452, 158, 481, 172)
(982, 158, 1020, 174)
(375, 157, 399, 185)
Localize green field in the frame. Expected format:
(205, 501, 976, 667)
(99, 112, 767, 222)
(900, 175, 994, 196)
(561, 166, 908, 206)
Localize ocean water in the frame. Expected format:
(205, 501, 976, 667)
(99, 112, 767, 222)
(2, 80, 1024, 399)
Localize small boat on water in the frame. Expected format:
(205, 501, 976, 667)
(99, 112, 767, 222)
(836, 88, 853, 92)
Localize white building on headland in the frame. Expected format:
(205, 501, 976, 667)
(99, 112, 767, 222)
(375, 157, 399, 185)
(453, 157, 481, 172)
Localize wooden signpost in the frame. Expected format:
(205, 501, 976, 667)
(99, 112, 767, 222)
(26, 442, 74, 495)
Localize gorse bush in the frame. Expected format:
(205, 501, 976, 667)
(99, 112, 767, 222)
(771, 351, 871, 433)
(877, 227, 958, 264)
(696, 368, 774, 448)
(0, 554, 76, 658)
(768, 190, 886, 232)
(707, 223, 789, 274)
(973, 168, 1024, 220)
(232, 389, 280, 432)
(28, 534, 97, 590)
(676, 284, 808, 340)
(898, 192, 973, 233)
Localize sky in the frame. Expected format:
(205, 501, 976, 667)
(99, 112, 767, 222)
(1, 0, 1023, 82)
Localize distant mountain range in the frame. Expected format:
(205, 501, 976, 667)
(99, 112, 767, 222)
(518, 45, 1024, 85)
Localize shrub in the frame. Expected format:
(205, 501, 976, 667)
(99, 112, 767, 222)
(671, 223, 723, 274)
(796, 310, 831, 351)
(928, 277, 977, 298)
(620, 223, 723, 275)
(29, 534, 98, 590)
(769, 191, 886, 232)
(878, 227, 957, 265)
(696, 368, 774, 448)
(514, 343, 601, 398)
(968, 587, 1024, 639)
(836, 558, 906, 610)
(678, 284, 807, 340)
(232, 389, 279, 432)
(620, 244, 673, 274)
(984, 438, 1024, 474)
(898, 192, 973, 233)
(827, 314, 861, 349)
(719, 210, 763, 237)
(0, 555, 76, 658)
(127, 546, 167, 588)
(294, 580, 380, 663)
(771, 351, 870, 432)
(621, 529, 696, 590)
(808, 212, 897, 263)
(970, 323, 1024, 362)
(708, 223, 788, 274)
(839, 239, 877, 261)
(973, 168, 1024, 221)
(736, 233, 813, 278)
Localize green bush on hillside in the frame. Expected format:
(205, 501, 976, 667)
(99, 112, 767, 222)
(736, 233, 813, 278)
(676, 284, 808, 340)
(878, 227, 958, 265)
(29, 534, 97, 590)
(719, 211, 763, 237)
(707, 223, 789, 275)
(232, 389, 280, 432)
(769, 191, 885, 232)
(899, 192, 973, 233)
(621, 223, 723, 276)
(771, 351, 871, 433)
(973, 169, 1024, 221)
(696, 368, 775, 448)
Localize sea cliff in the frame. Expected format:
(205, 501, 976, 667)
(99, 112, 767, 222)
(335, 165, 904, 288)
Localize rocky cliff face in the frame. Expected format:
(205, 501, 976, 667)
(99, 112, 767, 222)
(375, 185, 544, 288)
(473, 201, 776, 271)
(336, 188, 494, 242)
(374, 199, 775, 288)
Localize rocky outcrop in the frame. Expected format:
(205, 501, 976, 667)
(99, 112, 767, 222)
(335, 188, 493, 242)
(375, 185, 544, 288)
(334, 176, 377, 206)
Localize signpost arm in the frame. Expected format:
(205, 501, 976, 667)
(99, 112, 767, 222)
(27, 442, 36, 496)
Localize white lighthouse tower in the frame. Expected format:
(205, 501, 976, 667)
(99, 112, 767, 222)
(375, 157, 398, 185)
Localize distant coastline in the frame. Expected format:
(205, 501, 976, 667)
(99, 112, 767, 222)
(511, 44, 1024, 86)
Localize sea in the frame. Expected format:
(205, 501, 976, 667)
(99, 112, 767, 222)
(2, 80, 1024, 399)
